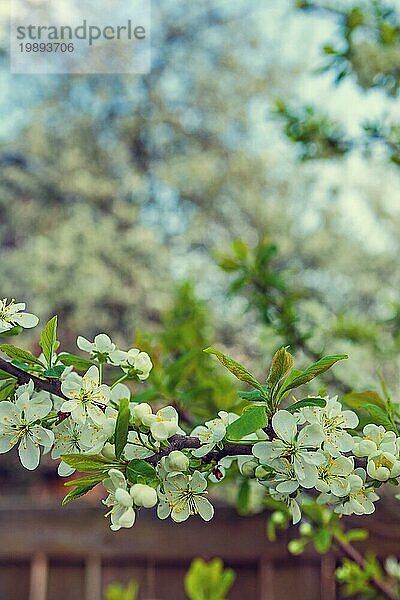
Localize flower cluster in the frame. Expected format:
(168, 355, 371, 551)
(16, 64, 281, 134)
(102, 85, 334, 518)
(251, 398, 392, 523)
(0, 298, 39, 334)
(1, 304, 400, 536)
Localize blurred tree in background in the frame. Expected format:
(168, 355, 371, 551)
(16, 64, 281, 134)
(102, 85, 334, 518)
(1, 0, 400, 397)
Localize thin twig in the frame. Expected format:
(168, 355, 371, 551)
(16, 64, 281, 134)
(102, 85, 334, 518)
(333, 533, 398, 600)
(0, 357, 67, 399)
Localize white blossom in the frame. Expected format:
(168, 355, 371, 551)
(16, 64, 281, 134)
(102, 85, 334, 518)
(124, 431, 155, 460)
(301, 396, 358, 457)
(157, 471, 214, 522)
(318, 469, 379, 515)
(191, 418, 226, 457)
(0, 381, 54, 470)
(60, 365, 110, 425)
(253, 410, 324, 487)
(110, 348, 153, 380)
(315, 454, 354, 496)
(103, 469, 136, 531)
(367, 450, 400, 482)
(142, 406, 180, 441)
(77, 333, 116, 361)
(353, 424, 398, 458)
(0, 298, 39, 333)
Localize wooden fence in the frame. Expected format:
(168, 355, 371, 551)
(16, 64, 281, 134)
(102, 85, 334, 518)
(0, 497, 399, 600)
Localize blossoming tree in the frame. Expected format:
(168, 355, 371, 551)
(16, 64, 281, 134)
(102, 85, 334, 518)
(0, 297, 400, 599)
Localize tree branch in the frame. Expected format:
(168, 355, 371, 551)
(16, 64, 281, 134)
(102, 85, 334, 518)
(333, 533, 398, 600)
(0, 357, 67, 399)
(147, 434, 253, 466)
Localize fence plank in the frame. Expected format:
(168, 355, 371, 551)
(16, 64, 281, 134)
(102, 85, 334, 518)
(29, 552, 48, 600)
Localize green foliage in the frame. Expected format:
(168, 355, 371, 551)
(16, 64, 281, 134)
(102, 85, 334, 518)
(298, 1, 400, 97)
(225, 406, 268, 440)
(114, 398, 130, 459)
(60, 453, 117, 472)
(274, 100, 351, 159)
(58, 353, 93, 371)
(0, 379, 16, 401)
(184, 558, 235, 600)
(204, 347, 265, 394)
(0, 344, 44, 368)
(126, 459, 157, 485)
(336, 553, 387, 599)
(104, 581, 139, 600)
(135, 282, 238, 421)
(40, 316, 58, 368)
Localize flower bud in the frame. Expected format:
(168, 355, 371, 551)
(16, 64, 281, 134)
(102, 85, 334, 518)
(165, 450, 189, 472)
(130, 483, 158, 508)
(131, 402, 152, 423)
(270, 511, 286, 526)
(299, 522, 313, 536)
(255, 465, 269, 479)
(102, 443, 116, 460)
(240, 459, 258, 478)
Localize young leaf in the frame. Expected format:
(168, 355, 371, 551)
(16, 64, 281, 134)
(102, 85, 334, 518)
(58, 353, 93, 371)
(43, 365, 65, 379)
(63, 473, 108, 487)
(237, 478, 250, 515)
(313, 528, 332, 553)
(62, 481, 99, 506)
(204, 347, 265, 394)
(61, 453, 116, 472)
(126, 459, 156, 483)
(286, 397, 327, 412)
(0, 344, 44, 368)
(0, 380, 16, 401)
(0, 369, 15, 380)
(226, 405, 267, 441)
(267, 346, 293, 391)
(238, 389, 263, 401)
(40, 316, 58, 368)
(344, 390, 385, 410)
(114, 398, 130, 459)
(363, 404, 397, 432)
(278, 355, 348, 398)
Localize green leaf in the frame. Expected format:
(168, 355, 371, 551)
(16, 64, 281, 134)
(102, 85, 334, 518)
(226, 405, 267, 441)
(204, 347, 265, 394)
(115, 398, 130, 459)
(279, 355, 348, 398)
(0, 344, 44, 367)
(64, 473, 107, 487)
(0, 380, 16, 401)
(363, 404, 397, 432)
(238, 389, 263, 401)
(58, 353, 93, 371)
(43, 365, 65, 378)
(232, 239, 249, 260)
(126, 459, 156, 484)
(345, 528, 368, 542)
(267, 346, 293, 391)
(344, 390, 385, 410)
(0, 325, 23, 337)
(62, 481, 99, 506)
(0, 369, 15, 381)
(313, 528, 332, 553)
(60, 453, 116, 472)
(237, 478, 250, 515)
(40, 316, 58, 368)
(286, 397, 327, 412)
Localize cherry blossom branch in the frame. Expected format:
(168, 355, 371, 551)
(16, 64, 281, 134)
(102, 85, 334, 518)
(0, 357, 67, 399)
(147, 434, 253, 466)
(333, 533, 398, 600)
